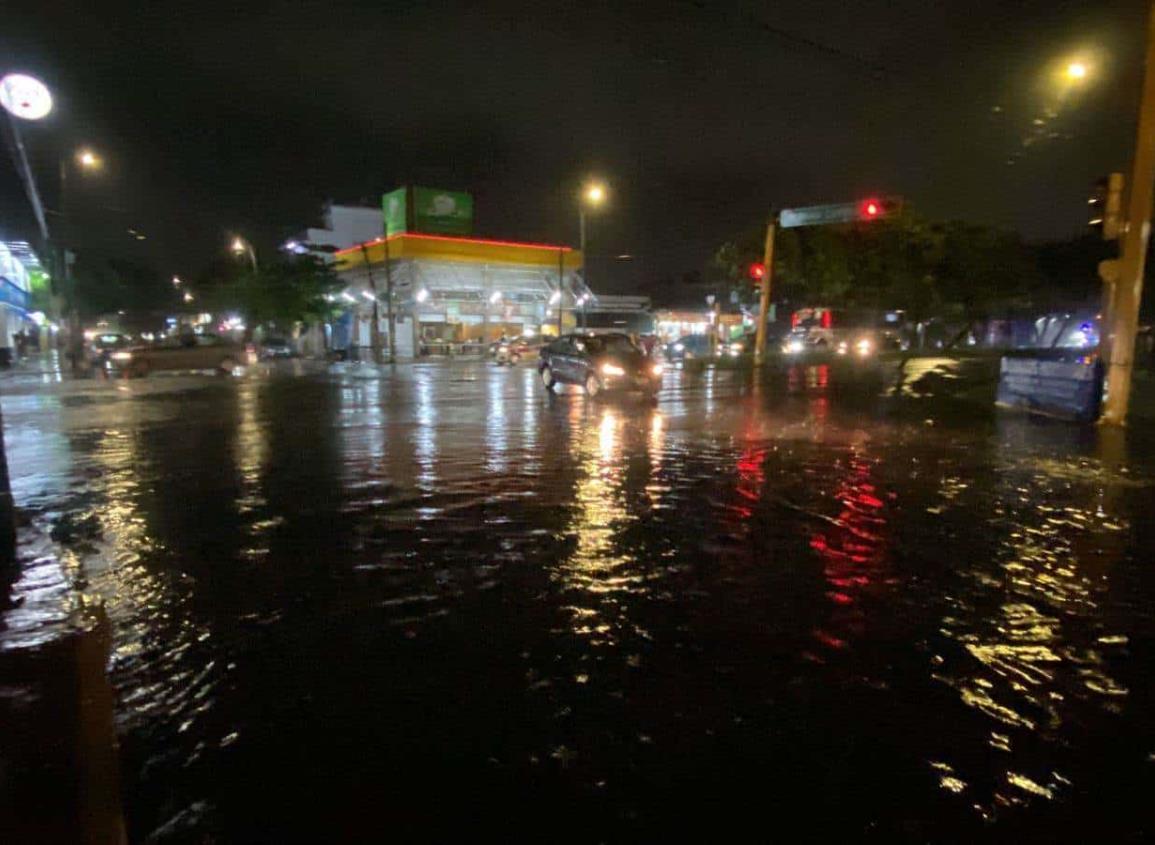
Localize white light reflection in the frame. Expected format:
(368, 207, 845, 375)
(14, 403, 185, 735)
(413, 369, 437, 490)
(558, 408, 639, 650)
(485, 369, 508, 473)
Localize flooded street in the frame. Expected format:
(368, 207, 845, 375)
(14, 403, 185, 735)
(3, 360, 1155, 842)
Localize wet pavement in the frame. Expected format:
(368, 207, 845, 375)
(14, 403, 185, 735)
(2, 358, 1155, 842)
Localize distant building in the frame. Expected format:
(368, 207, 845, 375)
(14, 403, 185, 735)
(335, 232, 585, 357)
(0, 241, 38, 364)
(283, 203, 385, 259)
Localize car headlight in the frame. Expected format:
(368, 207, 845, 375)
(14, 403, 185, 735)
(651, 363, 664, 376)
(855, 339, 872, 355)
(787, 340, 804, 353)
(110, 351, 133, 362)
(601, 363, 626, 377)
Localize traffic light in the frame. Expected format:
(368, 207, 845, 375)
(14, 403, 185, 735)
(748, 262, 765, 281)
(858, 197, 901, 221)
(1088, 173, 1124, 240)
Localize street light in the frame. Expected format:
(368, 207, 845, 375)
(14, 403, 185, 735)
(76, 148, 103, 170)
(231, 235, 258, 271)
(0, 72, 54, 561)
(1067, 61, 1088, 81)
(0, 73, 53, 121)
(578, 180, 608, 329)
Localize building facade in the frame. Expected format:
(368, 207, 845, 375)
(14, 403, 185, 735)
(334, 233, 587, 357)
(283, 203, 385, 258)
(0, 241, 35, 364)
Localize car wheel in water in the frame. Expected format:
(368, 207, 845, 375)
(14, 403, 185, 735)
(585, 373, 601, 398)
(541, 366, 556, 391)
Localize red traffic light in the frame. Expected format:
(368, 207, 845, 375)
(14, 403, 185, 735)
(862, 199, 881, 218)
(749, 262, 766, 280)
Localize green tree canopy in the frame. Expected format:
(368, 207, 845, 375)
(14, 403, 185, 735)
(202, 256, 342, 330)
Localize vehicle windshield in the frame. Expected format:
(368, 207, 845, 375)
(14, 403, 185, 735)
(583, 334, 638, 355)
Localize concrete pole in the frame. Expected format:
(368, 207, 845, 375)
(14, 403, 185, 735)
(753, 219, 777, 364)
(557, 249, 565, 336)
(383, 238, 396, 362)
(1103, 1, 1155, 424)
(360, 244, 381, 363)
(579, 210, 587, 330)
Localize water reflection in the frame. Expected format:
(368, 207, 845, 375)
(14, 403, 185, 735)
(931, 419, 1134, 819)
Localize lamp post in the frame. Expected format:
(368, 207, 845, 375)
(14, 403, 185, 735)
(578, 181, 606, 329)
(231, 236, 258, 272)
(0, 72, 55, 565)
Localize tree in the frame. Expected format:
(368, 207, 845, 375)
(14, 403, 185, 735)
(205, 256, 342, 333)
(69, 253, 179, 318)
(707, 210, 1042, 325)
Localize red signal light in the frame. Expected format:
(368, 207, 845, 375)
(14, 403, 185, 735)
(863, 199, 880, 218)
(749, 262, 765, 280)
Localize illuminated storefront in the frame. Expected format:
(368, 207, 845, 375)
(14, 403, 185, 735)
(334, 232, 587, 356)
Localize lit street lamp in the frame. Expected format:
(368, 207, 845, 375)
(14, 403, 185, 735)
(75, 148, 103, 171)
(231, 236, 258, 271)
(1067, 61, 1088, 81)
(578, 181, 607, 329)
(0, 72, 53, 560)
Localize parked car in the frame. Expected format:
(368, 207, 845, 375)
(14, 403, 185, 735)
(538, 332, 663, 398)
(259, 336, 294, 359)
(108, 332, 245, 377)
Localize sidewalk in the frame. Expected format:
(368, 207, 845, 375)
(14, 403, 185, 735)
(0, 517, 126, 843)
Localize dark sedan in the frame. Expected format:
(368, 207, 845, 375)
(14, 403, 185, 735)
(538, 332, 663, 398)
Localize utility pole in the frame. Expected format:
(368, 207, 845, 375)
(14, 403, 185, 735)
(1103, 0, 1155, 425)
(557, 249, 565, 336)
(360, 243, 382, 363)
(383, 237, 396, 362)
(753, 216, 777, 364)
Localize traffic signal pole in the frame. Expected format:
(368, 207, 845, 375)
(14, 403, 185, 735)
(1102, 0, 1155, 425)
(753, 217, 776, 364)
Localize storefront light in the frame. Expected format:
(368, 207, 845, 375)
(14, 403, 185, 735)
(415, 288, 430, 303)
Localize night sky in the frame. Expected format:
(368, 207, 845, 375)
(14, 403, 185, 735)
(1, 0, 1149, 291)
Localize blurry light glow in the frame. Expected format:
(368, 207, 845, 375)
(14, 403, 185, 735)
(361, 290, 376, 302)
(549, 290, 561, 304)
(76, 149, 102, 170)
(1067, 61, 1088, 80)
(489, 290, 502, 304)
(183, 291, 194, 303)
(584, 182, 607, 206)
(601, 363, 625, 377)
(0, 73, 53, 120)
(415, 287, 430, 303)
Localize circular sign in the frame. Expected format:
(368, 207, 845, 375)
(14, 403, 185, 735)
(0, 73, 53, 121)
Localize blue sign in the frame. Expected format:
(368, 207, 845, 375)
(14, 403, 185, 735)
(0, 277, 29, 312)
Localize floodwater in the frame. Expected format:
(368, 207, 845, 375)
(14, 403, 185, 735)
(3, 359, 1154, 842)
